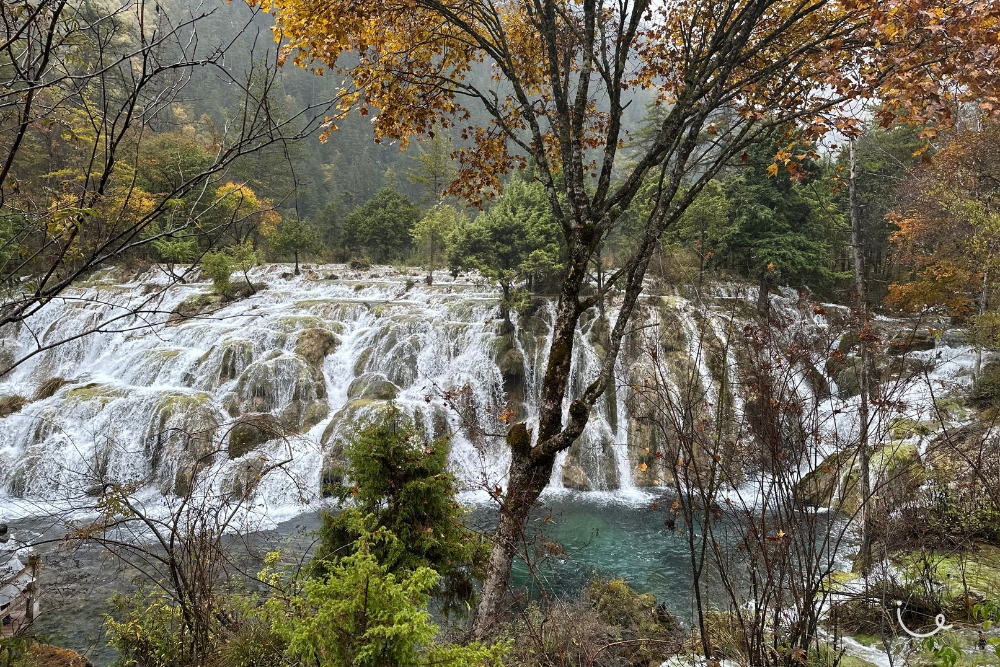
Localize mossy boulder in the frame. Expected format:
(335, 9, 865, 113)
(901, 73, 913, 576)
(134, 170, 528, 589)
(279, 399, 329, 432)
(498, 347, 525, 393)
(795, 451, 849, 509)
(347, 373, 398, 401)
(218, 339, 254, 383)
(832, 363, 861, 399)
(295, 328, 341, 368)
(234, 354, 326, 414)
(320, 399, 383, 448)
(887, 328, 937, 355)
(168, 292, 225, 325)
(796, 442, 922, 514)
(228, 414, 282, 459)
(66, 382, 127, 404)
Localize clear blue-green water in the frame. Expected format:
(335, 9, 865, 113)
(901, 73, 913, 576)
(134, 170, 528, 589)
(22, 496, 699, 665)
(483, 494, 700, 617)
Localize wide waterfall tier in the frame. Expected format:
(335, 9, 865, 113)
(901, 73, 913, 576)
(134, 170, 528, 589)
(0, 265, 982, 517)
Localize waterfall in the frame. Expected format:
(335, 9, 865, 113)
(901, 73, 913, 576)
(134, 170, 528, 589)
(0, 265, 983, 519)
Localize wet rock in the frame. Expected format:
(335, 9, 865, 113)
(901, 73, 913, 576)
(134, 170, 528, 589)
(347, 373, 399, 401)
(218, 339, 254, 383)
(295, 328, 341, 368)
(320, 399, 385, 448)
(561, 455, 592, 491)
(887, 328, 936, 355)
(235, 354, 326, 414)
(795, 442, 923, 514)
(230, 456, 266, 499)
(228, 413, 282, 459)
(498, 347, 525, 393)
(167, 292, 225, 325)
(279, 399, 329, 432)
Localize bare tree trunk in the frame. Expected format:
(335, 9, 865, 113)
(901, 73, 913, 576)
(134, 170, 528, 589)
(472, 425, 554, 637)
(849, 139, 873, 573)
(757, 271, 770, 316)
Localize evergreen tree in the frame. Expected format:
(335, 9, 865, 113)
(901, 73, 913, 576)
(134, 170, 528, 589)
(271, 216, 322, 274)
(713, 141, 835, 312)
(407, 130, 459, 206)
(451, 177, 563, 306)
(342, 187, 421, 260)
(411, 205, 465, 283)
(316, 405, 485, 610)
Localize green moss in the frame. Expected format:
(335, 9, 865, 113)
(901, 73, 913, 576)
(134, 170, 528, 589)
(890, 417, 935, 439)
(935, 397, 973, 422)
(66, 382, 127, 403)
(848, 634, 882, 648)
(276, 315, 331, 333)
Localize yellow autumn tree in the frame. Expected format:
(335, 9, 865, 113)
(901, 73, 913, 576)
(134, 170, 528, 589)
(253, 0, 1000, 635)
(211, 182, 281, 245)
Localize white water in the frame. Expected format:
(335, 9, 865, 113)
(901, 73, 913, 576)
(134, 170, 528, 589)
(0, 265, 983, 521)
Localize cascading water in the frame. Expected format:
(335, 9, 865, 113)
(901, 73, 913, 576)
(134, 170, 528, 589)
(0, 264, 984, 520)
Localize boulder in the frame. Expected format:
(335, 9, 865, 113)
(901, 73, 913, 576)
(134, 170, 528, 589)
(887, 328, 936, 355)
(234, 353, 326, 414)
(295, 328, 341, 368)
(218, 339, 254, 383)
(347, 373, 399, 401)
(227, 413, 282, 459)
(562, 455, 592, 491)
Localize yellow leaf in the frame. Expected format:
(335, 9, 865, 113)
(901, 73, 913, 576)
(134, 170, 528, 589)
(767, 163, 779, 178)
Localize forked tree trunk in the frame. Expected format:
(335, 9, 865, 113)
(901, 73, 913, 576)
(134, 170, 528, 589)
(473, 261, 589, 637)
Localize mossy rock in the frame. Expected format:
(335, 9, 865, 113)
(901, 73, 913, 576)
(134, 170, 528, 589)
(498, 347, 525, 387)
(561, 455, 592, 491)
(795, 451, 848, 509)
(218, 339, 254, 383)
(347, 373, 398, 401)
(279, 399, 329, 432)
(320, 399, 382, 447)
(168, 292, 225, 325)
(833, 364, 861, 399)
(353, 348, 372, 376)
(234, 354, 326, 414)
(295, 328, 341, 368)
(890, 417, 935, 440)
(229, 456, 266, 499)
(228, 414, 282, 459)
(0, 394, 27, 418)
(66, 382, 127, 404)
(276, 315, 341, 333)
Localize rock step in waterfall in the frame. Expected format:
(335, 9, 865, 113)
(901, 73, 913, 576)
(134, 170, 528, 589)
(0, 264, 983, 518)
